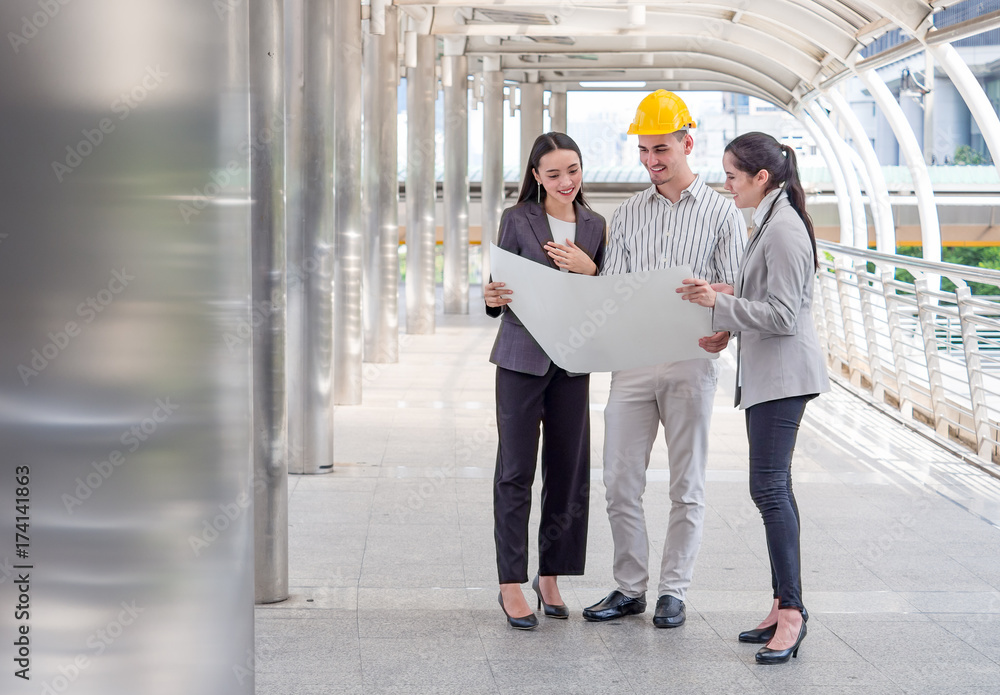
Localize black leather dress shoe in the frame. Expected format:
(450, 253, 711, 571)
(653, 595, 686, 628)
(582, 590, 646, 622)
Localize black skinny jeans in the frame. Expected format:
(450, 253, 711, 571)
(745, 394, 815, 612)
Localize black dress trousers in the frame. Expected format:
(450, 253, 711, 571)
(493, 363, 591, 584)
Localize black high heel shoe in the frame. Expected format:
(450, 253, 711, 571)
(531, 574, 569, 619)
(498, 591, 538, 630)
(755, 620, 806, 664)
(739, 607, 808, 643)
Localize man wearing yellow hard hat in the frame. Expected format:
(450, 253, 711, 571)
(583, 90, 747, 627)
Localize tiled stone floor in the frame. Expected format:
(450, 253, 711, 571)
(257, 294, 1000, 695)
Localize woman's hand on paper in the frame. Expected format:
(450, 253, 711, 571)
(485, 281, 512, 308)
(678, 278, 733, 308)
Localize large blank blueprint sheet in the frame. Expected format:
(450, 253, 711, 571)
(490, 243, 717, 373)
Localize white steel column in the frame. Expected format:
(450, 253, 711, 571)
(924, 50, 935, 165)
(362, 6, 399, 363)
(799, 112, 853, 246)
(333, 0, 363, 405)
(481, 59, 505, 285)
(930, 43, 1000, 176)
(857, 67, 941, 262)
(847, 146, 879, 247)
(406, 34, 437, 334)
(520, 80, 544, 175)
(805, 101, 867, 248)
(443, 51, 470, 314)
(549, 86, 567, 133)
(824, 89, 896, 252)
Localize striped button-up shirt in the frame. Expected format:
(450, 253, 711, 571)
(600, 175, 747, 285)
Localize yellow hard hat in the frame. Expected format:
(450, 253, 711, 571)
(627, 90, 697, 135)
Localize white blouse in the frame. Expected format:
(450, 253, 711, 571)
(547, 214, 577, 273)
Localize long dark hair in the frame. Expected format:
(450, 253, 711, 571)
(516, 132, 591, 209)
(725, 132, 817, 270)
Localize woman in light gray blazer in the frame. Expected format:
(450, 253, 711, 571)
(679, 132, 829, 664)
(484, 132, 606, 629)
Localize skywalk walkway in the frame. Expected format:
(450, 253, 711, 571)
(256, 293, 1000, 695)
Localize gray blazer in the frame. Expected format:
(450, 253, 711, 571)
(486, 201, 607, 376)
(711, 194, 830, 409)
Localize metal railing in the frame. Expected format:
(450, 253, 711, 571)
(814, 241, 1000, 475)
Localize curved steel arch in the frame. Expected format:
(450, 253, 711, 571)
(850, 0, 933, 36)
(635, 80, 792, 105)
(681, 1, 859, 59)
(415, 0, 957, 261)
(519, 54, 797, 104)
(469, 34, 815, 87)
(446, 15, 825, 82)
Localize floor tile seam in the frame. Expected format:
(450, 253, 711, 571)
(811, 622, 880, 674)
(548, 628, 639, 695)
(849, 636, 916, 692)
(457, 401, 501, 695)
(946, 548, 1000, 590)
(932, 618, 1000, 668)
(355, 457, 383, 657)
(477, 627, 506, 694)
(455, 452, 495, 684)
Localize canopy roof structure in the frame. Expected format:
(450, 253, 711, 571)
(391, 0, 1000, 111)
(384, 0, 1000, 262)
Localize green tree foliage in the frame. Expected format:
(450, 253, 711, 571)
(894, 245, 1000, 295)
(954, 145, 987, 166)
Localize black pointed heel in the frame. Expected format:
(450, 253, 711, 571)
(531, 574, 569, 619)
(498, 591, 538, 630)
(755, 620, 806, 664)
(739, 607, 808, 643)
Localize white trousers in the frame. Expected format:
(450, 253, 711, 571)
(602, 357, 718, 601)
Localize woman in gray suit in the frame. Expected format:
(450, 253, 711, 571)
(484, 132, 606, 629)
(679, 132, 829, 663)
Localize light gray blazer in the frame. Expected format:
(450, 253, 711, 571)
(711, 194, 830, 409)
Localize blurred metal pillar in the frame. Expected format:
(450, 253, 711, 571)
(333, 0, 363, 404)
(284, 0, 305, 472)
(549, 86, 567, 133)
(299, 0, 336, 472)
(520, 80, 544, 174)
(362, 6, 400, 363)
(443, 51, 470, 314)
(406, 34, 437, 334)
(251, 0, 288, 604)
(0, 0, 253, 690)
(858, 67, 941, 263)
(480, 60, 505, 285)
